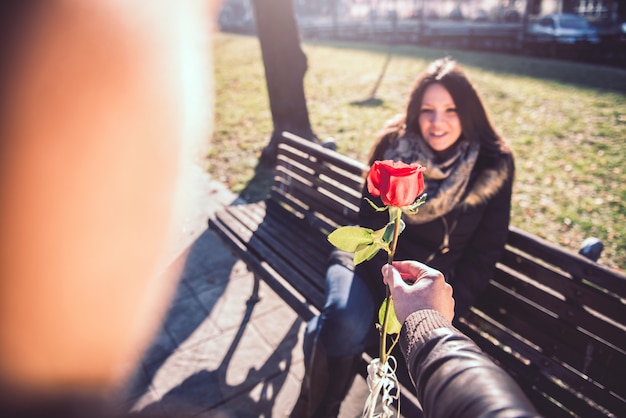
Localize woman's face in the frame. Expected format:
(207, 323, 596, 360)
(418, 83, 462, 152)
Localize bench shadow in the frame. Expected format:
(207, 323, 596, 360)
(122, 228, 236, 407)
(237, 159, 275, 204)
(135, 278, 302, 417)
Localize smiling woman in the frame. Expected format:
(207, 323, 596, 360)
(291, 57, 516, 417)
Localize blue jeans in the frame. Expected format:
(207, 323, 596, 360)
(303, 263, 379, 360)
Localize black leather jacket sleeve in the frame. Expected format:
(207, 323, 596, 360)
(400, 310, 541, 418)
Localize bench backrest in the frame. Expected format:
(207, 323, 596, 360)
(272, 132, 626, 418)
(272, 131, 367, 231)
(458, 228, 626, 418)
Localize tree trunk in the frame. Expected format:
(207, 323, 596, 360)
(251, 0, 317, 163)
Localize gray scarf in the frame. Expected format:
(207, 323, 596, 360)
(382, 133, 479, 224)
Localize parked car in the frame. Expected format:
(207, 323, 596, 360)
(525, 13, 600, 57)
(526, 13, 600, 45)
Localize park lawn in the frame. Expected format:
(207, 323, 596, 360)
(210, 32, 626, 270)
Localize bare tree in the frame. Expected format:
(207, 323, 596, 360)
(251, 0, 317, 163)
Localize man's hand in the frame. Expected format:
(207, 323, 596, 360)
(383, 261, 455, 323)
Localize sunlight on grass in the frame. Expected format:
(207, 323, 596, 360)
(210, 32, 625, 269)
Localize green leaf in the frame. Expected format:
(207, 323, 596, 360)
(354, 242, 381, 265)
(327, 226, 373, 252)
(404, 193, 428, 214)
(381, 219, 405, 243)
(370, 227, 390, 254)
(378, 297, 402, 335)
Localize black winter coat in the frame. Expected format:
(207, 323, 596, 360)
(333, 150, 514, 318)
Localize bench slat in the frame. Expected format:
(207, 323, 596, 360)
(272, 178, 358, 231)
(457, 312, 618, 418)
(274, 161, 364, 217)
(218, 206, 327, 298)
(276, 147, 366, 197)
(212, 207, 326, 312)
(508, 227, 625, 296)
(273, 154, 363, 228)
(499, 246, 625, 336)
(225, 203, 329, 281)
(281, 131, 369, 176)
(273, 163, 361, 221)
(470, 287, 623, 410)
(471, 278, 625, 401)
(209, 212, 319, 321)
(494, 255, 625, 365)
(263, 200, 336, 268)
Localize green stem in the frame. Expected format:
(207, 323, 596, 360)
(380, 286, 390, 367)
(380, 207, 402, 367)
(388, 207, 402, 261)
(387, 333, 400, 358)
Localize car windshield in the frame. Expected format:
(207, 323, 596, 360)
(560, 16, 588, 29)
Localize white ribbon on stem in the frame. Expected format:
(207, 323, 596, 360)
(362, 356, 400, 418)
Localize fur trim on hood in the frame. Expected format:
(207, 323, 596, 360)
(463, 153, 513, 207)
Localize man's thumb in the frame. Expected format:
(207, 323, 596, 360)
(382, 264, 392, 286)
(382, 264, 402, 288)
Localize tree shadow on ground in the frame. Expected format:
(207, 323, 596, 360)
(237, 159, 275, 203)
(350, 97, 384, 107)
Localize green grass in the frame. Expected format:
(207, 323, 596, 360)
(210, 32, 626, 270)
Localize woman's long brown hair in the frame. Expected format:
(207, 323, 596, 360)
(368, 58, 510, 166)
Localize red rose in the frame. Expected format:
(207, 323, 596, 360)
(367, 160, 425, 207)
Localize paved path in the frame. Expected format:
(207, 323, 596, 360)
(122, 165, 373, 417)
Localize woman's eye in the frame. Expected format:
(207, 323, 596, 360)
(420, 108, 433, 114)
(446, 108, 457, 113)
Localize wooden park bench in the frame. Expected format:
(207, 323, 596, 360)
(209, 131, 626, 417)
